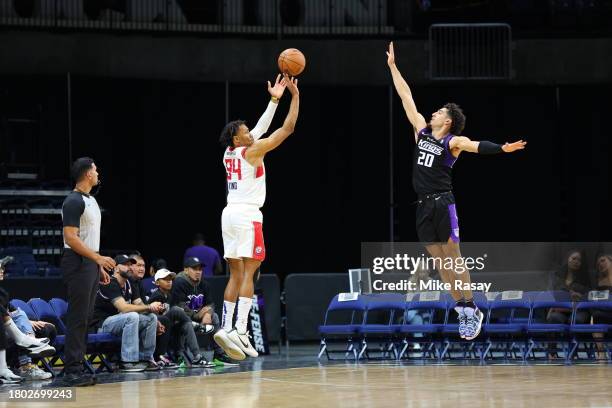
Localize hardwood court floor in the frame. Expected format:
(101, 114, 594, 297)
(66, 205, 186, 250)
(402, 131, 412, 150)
(3, 362, 611, 408)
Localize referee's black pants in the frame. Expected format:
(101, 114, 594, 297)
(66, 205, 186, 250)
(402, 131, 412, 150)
(61, 249, 99, 374)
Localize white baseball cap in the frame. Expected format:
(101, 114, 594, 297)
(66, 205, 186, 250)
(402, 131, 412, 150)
(154, 268, 176, 281)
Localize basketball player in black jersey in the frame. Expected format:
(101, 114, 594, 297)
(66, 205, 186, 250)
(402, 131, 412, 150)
(386, 42, 526, 340)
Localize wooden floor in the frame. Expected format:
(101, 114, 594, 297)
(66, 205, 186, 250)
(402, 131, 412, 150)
(3, 363, 612, 408)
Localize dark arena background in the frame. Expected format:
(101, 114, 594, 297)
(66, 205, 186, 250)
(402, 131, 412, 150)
(0, 1, 611, 407)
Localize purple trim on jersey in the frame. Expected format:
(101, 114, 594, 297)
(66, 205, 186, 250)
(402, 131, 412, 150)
(442, 135, 457, 168)
(448, 203, 460, 243)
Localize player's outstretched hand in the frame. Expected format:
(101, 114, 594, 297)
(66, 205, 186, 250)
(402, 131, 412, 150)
(284, 73, 299, 97)
(386, 42, 395, 67)
(502, 140, 527, 153)
(268, 74, 287, 100)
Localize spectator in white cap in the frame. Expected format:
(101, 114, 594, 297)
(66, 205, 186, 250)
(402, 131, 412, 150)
(148, 268, 213, 368)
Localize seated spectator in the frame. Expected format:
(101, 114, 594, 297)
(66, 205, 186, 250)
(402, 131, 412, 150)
(593, 254, 612, 357)
(148, 269, 213, 368)
(127, 255, 183, 367)
(2, 261, 57, 380)
(129, 254, 154, 300)
(172, 257, 237, 366)
(547, 249, 591, 324)
(545, 250, 591, 358)
(184, 233, 223, 277)
(0, 264, 55, 383)
(90, 255, 162, 372)
(8, 309, 54, 380)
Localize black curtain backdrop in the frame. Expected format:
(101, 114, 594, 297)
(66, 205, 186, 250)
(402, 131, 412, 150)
(1, 75, 611, 281)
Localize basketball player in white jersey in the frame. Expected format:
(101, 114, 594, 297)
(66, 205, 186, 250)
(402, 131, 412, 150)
(214, 74, 299, 360)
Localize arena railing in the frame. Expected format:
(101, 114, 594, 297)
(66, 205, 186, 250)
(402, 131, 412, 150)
(0, 0, 402, 36)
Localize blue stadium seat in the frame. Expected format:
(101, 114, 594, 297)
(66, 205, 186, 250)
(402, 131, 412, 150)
(482, 292, 531, 361)
(569, 300, 612, 361)
(356, 293, 405, 359)
(397, 296, 448, 360)
(28, 298, 67, 334)
(9, 299, 39, 320)
(318, 294, 368, 360)
(525, 291, 574, 362)
(32, 297, 120, 374)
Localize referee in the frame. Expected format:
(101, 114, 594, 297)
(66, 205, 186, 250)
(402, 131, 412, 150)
(59, 157, 115, 387)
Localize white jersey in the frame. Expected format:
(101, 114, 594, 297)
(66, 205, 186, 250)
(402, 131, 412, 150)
(224, 146, 266, 208)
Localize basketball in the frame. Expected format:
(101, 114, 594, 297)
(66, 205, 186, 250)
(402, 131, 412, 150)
(278, 48, 306, 77)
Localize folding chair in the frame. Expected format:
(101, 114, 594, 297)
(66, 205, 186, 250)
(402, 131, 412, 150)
(397, 293, 448, 361)
(569, 298, 612, 362)
(525, 291, 573, 363)
(482, 292, 531, 361)
(318, 294, 367, 361)
(31, 298, 119, 374)
(9, 299, 39, 320)
(357, 293, 405, 360)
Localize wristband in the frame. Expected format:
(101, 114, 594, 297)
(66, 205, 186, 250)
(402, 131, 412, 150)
(478, 141, 503, 154)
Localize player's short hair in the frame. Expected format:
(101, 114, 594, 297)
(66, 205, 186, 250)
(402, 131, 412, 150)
(71, 157, 95, 182)
(219, 120, 246, 148)
(444, 103, 466, 135)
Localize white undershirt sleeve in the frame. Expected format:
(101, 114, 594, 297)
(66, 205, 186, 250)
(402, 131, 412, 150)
(250, 100, 279, 140)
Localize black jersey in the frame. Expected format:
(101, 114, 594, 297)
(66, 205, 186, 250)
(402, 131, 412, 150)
(412, 127, 457, 195)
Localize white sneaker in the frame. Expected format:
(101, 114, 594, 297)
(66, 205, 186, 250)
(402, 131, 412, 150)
(26, 343, 56, 358)
(0, 368, 23, 384)
(19, 363, 53, 380)
(228, 330, 259, 358)
(213, 329, 246, 361)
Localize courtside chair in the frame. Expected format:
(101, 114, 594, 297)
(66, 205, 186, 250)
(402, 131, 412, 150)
(525, 291, 574, 363)
(569, 297, 612, 362)
(482, 292, 531, 362)
(318, 294, 367, 361)
(356, 293, 405, 360)
(397, 293, 448, 361)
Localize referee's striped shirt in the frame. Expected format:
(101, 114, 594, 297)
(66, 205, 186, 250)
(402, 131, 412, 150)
(62, 191, 101, 252)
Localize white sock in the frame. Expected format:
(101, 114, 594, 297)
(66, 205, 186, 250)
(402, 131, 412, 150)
(222, 301, 236, 332)
(235, 296, 253, 334)
(4, 319, 39, 347)
(0, 350, 7, 371)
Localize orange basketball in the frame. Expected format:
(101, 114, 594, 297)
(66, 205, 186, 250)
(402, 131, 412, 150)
(277, 48, 306, 77)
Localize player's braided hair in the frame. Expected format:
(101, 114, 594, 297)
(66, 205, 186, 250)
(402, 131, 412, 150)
(219, 120, 246, 148)
(444, 103, 466, 135)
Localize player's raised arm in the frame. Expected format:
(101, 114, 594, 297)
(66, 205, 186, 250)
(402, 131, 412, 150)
(250, 74, 287, 140)
(386, 42, 427, 142)
(245, 74, 299, 163)
(450, 136, 527, 155)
